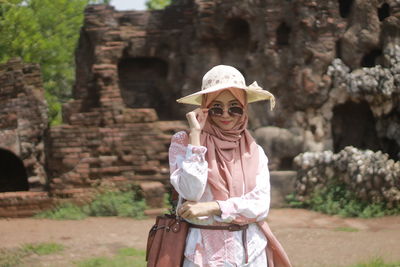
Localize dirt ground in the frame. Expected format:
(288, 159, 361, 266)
(1, 208, 399, 267)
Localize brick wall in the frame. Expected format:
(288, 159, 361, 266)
(0, 58, 48, 192)
(47, 108, 187, 194)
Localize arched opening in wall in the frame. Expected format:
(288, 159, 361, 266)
(331, 101, 380, 153)
(218, 18, 250, 62)
(360, 49, 382, 67)
(276, 22, 291, 46)
(338, 0, 354, 18)
(378, 3, 390, 21)
(118, 58, 172, 119)
(335, 40, 342, 59)
(0, 148, 29, 192)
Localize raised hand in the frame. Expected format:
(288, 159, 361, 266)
(185, 108, 208, 146)
(186, 108, 207, 132)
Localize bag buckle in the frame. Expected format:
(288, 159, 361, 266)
(170, 220, 181, 233)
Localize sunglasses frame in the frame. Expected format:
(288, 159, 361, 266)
(208, 106, 244, 117)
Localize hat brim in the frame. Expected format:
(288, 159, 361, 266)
(176, 82, 275, 110)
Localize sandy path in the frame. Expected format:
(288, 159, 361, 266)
(1, 208, 399, 267)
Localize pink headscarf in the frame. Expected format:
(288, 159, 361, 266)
(199, 88, 259, 199)
(198, 88, 292, 267)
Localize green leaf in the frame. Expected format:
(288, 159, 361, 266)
(146, 0, 171, 10)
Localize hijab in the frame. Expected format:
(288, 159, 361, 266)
(199, 88, 259, 200)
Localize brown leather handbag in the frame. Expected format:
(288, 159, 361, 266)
(146, 214, 189, 267)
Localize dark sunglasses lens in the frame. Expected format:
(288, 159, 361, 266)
(229, 107, 243, 116)
(209, 107, 223, 116)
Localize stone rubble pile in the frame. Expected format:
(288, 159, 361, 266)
(327, 44, 400, 117)
(294, 146, 400, 208)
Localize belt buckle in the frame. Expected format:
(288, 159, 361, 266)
(228, 224, 241, 231)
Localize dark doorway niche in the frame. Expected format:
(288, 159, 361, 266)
(276, 22, 291, 46)
(279, 156, 294, 170)
(332, 101, 380, 153)
(118, 57, 172, 120)
(360, 49, 382, 67)
(222, 18, 250, 50)
(0, 149, 29, 192)
(380, 137, 399, 161)
(335, 40, 342, 59)
(377, 111, 400, 160)
(76, 30, 99, 112)
(378, 3, 390, 21)
(338, 0, 354, 18)
(217, 18, 250, 65)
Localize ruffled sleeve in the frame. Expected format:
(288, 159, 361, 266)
(169, 131, 208, 201)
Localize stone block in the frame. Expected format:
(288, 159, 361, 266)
(139, 181, 165, 208)
(270, 171, 297, 208)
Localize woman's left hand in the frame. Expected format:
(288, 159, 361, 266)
(178, 201, 221, 219)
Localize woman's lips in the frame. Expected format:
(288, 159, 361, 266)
(220, 120, 232, 125)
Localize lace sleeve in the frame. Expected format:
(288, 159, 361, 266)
(169, 131, 208, 201)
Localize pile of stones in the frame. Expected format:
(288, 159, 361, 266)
(293, 146, 400, 208)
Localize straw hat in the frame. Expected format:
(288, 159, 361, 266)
(176, 65, 275, 110)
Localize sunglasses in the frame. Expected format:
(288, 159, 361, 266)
(208, 106, 244, 117)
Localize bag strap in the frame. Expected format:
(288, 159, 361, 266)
(169, 186, 180, 215)
(171, 186, 179, 204)
(189, 223, 248, 231)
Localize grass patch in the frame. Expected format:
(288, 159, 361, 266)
(35, 202, 88, 220)
(75, 247, 146, 267)
(35, 189, 148, 220)
(334, 227, 359, 232)
(22, 242, 64, 255)
(117, 247, 145, 257)
(0, 248, 29, 267)
(287, 180, 400, 218)
(345, 257, 400, 267)
(0, 242, 64, 267)
(82, 191, 147, 218)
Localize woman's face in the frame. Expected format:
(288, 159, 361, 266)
(208, 90, 243, 131)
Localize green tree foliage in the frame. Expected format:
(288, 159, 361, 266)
(0, 0, 108, 125)
(146, 0, 171, 10)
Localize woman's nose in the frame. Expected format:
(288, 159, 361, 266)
(221, 108, 230, 118)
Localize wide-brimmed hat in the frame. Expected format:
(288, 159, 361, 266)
(176, 65, 275, 110)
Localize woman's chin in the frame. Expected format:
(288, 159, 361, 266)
(217, 124, 234, 130)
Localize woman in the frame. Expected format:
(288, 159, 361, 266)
(169, 65, 291, 267)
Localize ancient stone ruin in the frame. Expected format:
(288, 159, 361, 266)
(1, 0, 399, 216)
(74, 0, 400, 167)
(0, 59, 54, 217)
(0, 59, 48, 192)
(0, 57, 186, 216)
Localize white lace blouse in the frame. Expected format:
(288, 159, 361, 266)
(169, 131, 271, 267)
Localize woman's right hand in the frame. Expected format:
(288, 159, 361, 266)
(186, 108, 207, 146)
(186, 108, 207, 133)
